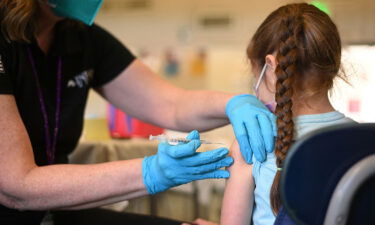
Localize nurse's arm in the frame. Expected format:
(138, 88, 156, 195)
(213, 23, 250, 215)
(220, 140, 254, 225)
(0, 95, 149, 210)
(97, 59, 236, 132)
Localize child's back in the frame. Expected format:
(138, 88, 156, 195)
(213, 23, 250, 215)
(252, 111, 355, 225)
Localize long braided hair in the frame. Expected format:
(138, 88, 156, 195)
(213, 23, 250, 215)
(247, 3, 343, 213)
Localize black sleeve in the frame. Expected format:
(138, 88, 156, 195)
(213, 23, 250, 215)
(0, 35, 13, 94)
(89, 24, 136, 88)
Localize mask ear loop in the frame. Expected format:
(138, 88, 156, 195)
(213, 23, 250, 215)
(254, 63, 268, 92)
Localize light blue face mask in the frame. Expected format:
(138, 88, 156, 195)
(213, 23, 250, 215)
(47, 0, 104, 25)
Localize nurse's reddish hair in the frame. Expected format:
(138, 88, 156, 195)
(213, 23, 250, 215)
(0, 0, 38, 42)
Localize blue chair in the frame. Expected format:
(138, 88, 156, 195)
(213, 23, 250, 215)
(274, 123, 375, 225)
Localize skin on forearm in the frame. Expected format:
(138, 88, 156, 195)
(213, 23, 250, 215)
(173, 89, 236, 132)
(1, 158, 147, 211)
(98, 59, 239, 132)
(62, 190, 144, 210)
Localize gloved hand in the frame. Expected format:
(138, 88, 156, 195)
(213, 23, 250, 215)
(142, 130, 233, 194)
(226, 94, 277, 164)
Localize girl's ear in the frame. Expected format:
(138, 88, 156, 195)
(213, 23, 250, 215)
(265, 54, 277, 91)
(265, 54, 277, 71)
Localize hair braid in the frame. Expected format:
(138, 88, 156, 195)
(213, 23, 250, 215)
(270, 13, 303, 213)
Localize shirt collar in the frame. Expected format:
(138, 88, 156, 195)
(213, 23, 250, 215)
(51, 19, 85, 56)
(30, 19, 85, 57)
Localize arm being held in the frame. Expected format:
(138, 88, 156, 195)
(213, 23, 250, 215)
(183, 140, 255, 225)
(220, 140, 255, 225)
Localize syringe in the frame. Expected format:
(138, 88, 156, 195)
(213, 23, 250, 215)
(149, 134, 224, 145)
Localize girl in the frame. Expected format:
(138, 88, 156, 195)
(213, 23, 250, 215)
(220, 3, 355, 225)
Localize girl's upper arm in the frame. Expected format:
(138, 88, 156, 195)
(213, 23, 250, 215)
(220, 140, 255, 225)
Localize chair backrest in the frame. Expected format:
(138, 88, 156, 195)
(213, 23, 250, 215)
(324, 154, 375, 225)
(279, 123, 375, 225)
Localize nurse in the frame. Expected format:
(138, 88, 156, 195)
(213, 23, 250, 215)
(0, 0, 276, 224)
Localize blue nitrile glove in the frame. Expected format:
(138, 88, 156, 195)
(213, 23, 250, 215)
(142, 130, 233, 194)
(226, 94, 277, 164)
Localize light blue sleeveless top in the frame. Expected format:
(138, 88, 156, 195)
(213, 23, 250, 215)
(251, 111, 355, 225)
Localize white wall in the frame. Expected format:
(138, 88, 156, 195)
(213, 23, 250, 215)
(331, 46, 375, 122)
(96, 0, 375, 48)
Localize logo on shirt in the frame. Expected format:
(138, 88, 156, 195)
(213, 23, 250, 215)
(67, 70, 93, 88)
(0, 55, 5, 74)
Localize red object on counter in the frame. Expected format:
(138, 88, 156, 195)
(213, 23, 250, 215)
(107, 104, 164, 138)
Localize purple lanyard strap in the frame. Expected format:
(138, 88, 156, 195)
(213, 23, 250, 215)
(26, 47, 62, 164)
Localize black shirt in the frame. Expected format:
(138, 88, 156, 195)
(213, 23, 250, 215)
(0, 20, 135, 224)
(0, 20, 135, 165)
